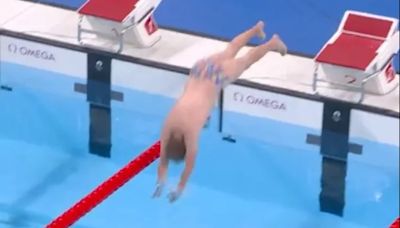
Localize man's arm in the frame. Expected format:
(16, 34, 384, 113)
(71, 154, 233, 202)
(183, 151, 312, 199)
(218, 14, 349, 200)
(177, 150, 196, 191)
(153, 153, 168, 198)
(168, 136, 198, 203)
(157, 156, 168, 184)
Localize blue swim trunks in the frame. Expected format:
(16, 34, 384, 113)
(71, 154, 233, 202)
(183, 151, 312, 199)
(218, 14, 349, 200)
(190, 60, 231, 88)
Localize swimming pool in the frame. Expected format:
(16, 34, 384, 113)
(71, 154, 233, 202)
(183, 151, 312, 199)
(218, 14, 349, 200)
(0, 33, 399, 228)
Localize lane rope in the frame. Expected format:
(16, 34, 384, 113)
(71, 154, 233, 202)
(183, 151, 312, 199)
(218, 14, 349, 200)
(46, 141, 161, 228)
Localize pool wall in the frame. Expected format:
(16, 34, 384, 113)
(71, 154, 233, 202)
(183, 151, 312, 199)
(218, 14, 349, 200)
(1, 31, 398, 147)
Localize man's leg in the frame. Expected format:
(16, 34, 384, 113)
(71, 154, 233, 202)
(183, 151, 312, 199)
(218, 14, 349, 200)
(221, 34, 287, 80)
(210, 21, 266, 62)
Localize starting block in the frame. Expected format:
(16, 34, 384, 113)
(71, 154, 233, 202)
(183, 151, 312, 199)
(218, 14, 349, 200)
(313, 10, 399, 102)
(77, 0, 162, 53)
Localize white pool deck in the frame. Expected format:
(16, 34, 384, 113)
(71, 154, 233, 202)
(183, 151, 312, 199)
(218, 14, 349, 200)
(0, 0, 399, 114)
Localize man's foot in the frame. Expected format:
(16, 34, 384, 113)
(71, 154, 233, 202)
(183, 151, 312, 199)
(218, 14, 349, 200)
(254, 21, 266, 40)
(269, 34, 287, 56)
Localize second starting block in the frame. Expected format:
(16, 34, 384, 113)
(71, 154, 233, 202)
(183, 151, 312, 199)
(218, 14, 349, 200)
(77, 0, 162, 53)
(313, 10, 399, 102)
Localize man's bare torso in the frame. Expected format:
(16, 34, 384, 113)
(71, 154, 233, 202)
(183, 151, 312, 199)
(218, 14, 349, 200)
(162, 76, 219, 138)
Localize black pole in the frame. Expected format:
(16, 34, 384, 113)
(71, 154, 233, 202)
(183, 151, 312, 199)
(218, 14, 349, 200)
(319, 101, 351, 216)
(86, 53, 112, 158)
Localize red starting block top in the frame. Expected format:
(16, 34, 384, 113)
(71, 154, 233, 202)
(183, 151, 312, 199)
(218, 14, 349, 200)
(316, 12, 395, 71)
(316, 33, 384, 70)
(79, 0, 139, 22)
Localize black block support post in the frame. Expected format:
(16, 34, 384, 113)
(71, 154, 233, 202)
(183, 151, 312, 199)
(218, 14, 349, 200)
(87, 54, 112, 107)
(87, 53, 112, 158)
(0, 57, 12, 91)
(319, 157, 347, 216)
(319, 101, 351, 216)
(89, 104, 112, 157)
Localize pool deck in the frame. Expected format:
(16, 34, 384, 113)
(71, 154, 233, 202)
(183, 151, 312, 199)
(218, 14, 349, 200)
(1, 0, 399, 114)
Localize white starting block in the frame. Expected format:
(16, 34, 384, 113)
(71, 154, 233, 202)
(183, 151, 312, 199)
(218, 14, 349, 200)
(313, 10, 399, 102)
(77, 0, 162, 53)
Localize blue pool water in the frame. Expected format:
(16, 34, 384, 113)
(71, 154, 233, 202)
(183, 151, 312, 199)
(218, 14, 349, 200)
(0, 62, 399, 228)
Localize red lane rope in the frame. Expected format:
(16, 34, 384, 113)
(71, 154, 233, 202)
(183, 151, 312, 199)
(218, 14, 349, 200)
(390, 218, 399, 228)
(46, 141, 161, 228)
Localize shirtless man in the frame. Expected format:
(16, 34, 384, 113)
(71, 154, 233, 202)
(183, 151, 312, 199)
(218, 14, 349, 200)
(153, 21, 287, 203)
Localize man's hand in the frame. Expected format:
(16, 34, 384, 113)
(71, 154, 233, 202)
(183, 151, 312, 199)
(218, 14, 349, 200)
(152, 183, 165, 198)
(167, 186, 184, 203)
